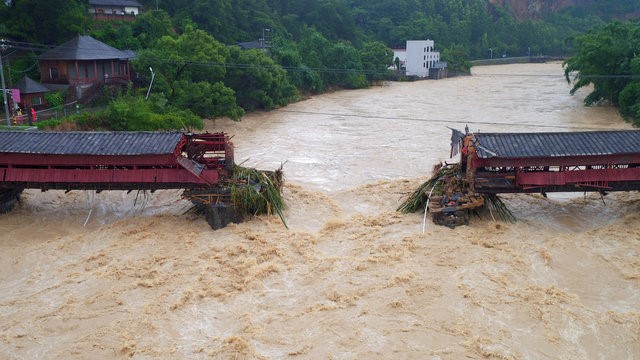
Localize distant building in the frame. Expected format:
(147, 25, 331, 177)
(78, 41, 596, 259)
(405, 40, 441, 78)
(392, 40, 446, 79)
(38, 35, 135, 99)
(89, 0, 143, 21)
(14, 76, 50, 111)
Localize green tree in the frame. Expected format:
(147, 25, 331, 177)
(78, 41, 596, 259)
(131, 9, 176, 48)
(90, 23, 140, 50)
(172, 80, 244, 120)
(618, 55, 640, 125)
(359, 41, 393, 81)
(133, 26, 243, 120)
(107, 95, 203, 131)
(564, 20, 640, 125)
(297, 26, 332, 91)
(325, 41, 367, 89)
(1, 0, 88, 44)
(271, 37, 324, 93)
(564, 21, 640, 106)
(442, 44, 471, 74)
(224, 47, 297, 111)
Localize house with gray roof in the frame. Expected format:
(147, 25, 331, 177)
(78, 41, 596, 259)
(38, 35, 135, 99)
(89, 0, 143, 21)
(14, 76, 51, 111)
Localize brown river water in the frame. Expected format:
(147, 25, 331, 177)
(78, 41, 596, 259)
(1, 63, 638, 359)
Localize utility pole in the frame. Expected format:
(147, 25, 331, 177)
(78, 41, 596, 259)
(0, 39, 10, 126)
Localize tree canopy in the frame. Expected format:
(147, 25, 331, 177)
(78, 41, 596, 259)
(133, 26, 245, 121)
(563, 20, 640, 125)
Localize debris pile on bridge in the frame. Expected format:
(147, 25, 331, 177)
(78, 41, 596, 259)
(397, 163, 514, 228)
(188, 164, 287, 230)
(400, 128, 640, 228)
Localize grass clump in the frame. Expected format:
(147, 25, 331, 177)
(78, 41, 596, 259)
(230, 165, 287, 228)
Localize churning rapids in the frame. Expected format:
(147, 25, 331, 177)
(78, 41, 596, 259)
(1, 63, 638, 359)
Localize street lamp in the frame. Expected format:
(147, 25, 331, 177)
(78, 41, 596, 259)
(145, 67, 155, 99)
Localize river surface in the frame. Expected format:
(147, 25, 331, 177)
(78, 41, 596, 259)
(1, 63, 638, 359)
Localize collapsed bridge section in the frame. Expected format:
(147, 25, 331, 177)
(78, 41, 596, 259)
(463, 130, 640, 194)
(401, 129, 640, 228)
(0, 130, 250, 228)
(0, 131, 233, 191)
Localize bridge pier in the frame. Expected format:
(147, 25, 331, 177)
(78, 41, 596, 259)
(204, 203, 244, 230)
(0, 188, 23, 214)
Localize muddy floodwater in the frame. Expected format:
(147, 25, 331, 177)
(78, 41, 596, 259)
(1, 63, 638, 359)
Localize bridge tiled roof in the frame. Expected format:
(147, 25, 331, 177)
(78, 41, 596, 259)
(474, 130, 640, 159)
(0, 131, 183, 156)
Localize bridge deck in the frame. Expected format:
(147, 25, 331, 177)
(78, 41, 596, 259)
(0, 131, 231, 191)
(462, 130, 640, 193)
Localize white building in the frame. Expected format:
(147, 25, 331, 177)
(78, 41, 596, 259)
(405, 40, 440, 78)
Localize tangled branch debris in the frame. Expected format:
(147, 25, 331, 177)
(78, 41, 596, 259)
(231, 164, 288, 228)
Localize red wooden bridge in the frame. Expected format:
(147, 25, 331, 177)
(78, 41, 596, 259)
(458, 130, 640, 194)
(422, 129, 639, 228)
(0, 130, 239, 228)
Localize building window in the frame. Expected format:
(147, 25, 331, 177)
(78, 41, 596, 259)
(32, 97, 43, 106)
(49, 67, 58, 80)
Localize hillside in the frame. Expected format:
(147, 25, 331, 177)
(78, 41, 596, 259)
(489, 0, 640, 20)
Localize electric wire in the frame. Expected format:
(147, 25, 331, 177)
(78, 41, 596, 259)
(276, 110, 627, 131)
(1, 39, 637, 132)
(1, 39, 639, 79)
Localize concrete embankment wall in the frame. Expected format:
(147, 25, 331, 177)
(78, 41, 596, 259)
(471, 56, 564, 67)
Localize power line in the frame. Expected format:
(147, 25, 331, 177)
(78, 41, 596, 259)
(137, 56, 640, 79)
(3, 39, 639, 79)
(277, 109, 623, 131)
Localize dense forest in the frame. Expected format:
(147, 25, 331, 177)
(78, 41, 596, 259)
(0, 0, 638, 128)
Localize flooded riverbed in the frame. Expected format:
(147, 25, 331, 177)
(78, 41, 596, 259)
(1, 63, 638, 359)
